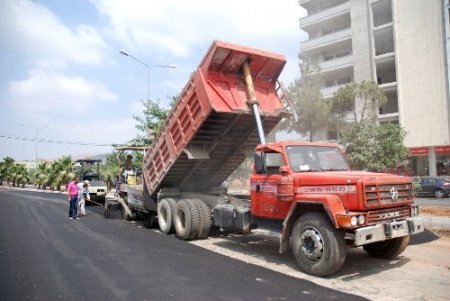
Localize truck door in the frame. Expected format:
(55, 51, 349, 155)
(251, 152, 286, 219)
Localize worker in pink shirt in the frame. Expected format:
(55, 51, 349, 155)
(67, 176, 80, 219)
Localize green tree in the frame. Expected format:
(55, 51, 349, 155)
(1, 157, 15, 185)
(0, 162, 5, 185)
(130, 97, 176, 146)
(9, 164, 20, 187)
(12, 164, 30, 188)
(284, 53, 331, 141)
(332, 80, 387, 125)
(46, 161, 60, 190)
(339, 121, 409, 171)
(35, 162, 50, 189)
(100, 152, 126, 183)
(53, 156, 74, 191)
(332, 81, 407, 171)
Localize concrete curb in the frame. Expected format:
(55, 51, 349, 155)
(422, 216, 450, 228)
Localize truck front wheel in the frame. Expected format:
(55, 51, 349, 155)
(157, 198, 177, 234)
(363, 236, 410, 259)
(291, 212, 347, 277)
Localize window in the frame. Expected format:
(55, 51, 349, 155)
(255, 152, 284, 175)
(265, 152, 284, 175)
(286, 146, 348, 172)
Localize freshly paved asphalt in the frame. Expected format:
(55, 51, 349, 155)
(0, 189, 366, 301)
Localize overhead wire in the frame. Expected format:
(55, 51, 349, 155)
(0, 133, 117, 147)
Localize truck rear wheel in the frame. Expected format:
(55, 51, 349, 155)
(192, 199, 212, 239)
(291, 212, 347, 277)
(157, 198, 177, 234)
(363, 236, 410, 259)
(174, 200, 200, 240)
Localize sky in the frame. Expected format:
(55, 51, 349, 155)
(0, 0, 307, 162)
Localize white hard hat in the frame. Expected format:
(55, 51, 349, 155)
(84, 180, 90, 185)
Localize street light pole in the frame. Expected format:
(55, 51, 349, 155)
(119, 49, 176, 100)
(20, 123, 53, 168)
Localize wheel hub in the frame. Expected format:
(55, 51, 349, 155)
(300, 227, 324, 261)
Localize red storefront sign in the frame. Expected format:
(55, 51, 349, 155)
(409, 147, 429, 155)
(435, 145, 450, 154)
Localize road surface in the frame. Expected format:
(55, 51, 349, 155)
(0, 189, 364, 301)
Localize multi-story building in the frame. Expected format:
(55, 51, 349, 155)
(298, 0, 450, 177)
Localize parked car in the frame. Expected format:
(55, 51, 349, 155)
(414, 177, 450, 198)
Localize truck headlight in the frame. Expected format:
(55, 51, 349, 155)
(351, 216, 358, 226)
(357, 215, 365, 225)
(410, 206, 419, 216)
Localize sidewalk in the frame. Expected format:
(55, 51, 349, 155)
(421, 215, 450, 236)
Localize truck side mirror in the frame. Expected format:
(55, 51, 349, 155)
(254, 152, 266, 174)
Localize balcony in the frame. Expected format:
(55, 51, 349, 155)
(301, 27, 351, 52)
(371, 0, 393, 27)
(373, 26, 394, 56)
(375, 53, 396, 85)
(379, 82, 397, 92)
(299, 1, 350, 29)
(379, 112, 399, 123)
(319, 54, 353, 73)
(320, 84, 346, 99)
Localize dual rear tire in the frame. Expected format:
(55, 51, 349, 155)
(157, 198, 177, 234)
(157, 198, 211, 240)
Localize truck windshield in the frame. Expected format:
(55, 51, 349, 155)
(286, 146, 349, 172)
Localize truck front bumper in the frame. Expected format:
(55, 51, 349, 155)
(351, 217, 424, 246)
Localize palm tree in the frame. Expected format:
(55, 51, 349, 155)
(2, 157, 15, 186)
(46, 161, 60, 190)
(53, 156, 74, 191)
(14, 164, 30, 188)
(34, 161, 49, 190)
(0, 162, 5, 185)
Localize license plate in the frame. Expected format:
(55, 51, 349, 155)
(386, 221, 409, 238)
(391, 226, 409, 238)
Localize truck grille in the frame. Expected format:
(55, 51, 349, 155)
(367, 206, 410, 224)
(364, 183, 413, 206)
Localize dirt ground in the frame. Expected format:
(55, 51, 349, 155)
(191, 229, 450, 301)
(421, 206, 450, 217)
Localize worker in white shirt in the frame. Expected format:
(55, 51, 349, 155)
(77, 180, 91, 217)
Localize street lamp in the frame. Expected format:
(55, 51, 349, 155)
(119, 49, 176, 100)
(20, 123, 54, 168)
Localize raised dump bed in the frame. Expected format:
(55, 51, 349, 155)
(143, 40, 288, 198)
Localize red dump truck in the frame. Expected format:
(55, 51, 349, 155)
(106, 40, 424, 276)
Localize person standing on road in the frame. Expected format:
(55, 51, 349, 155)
(77, 180, 90, 217)
(67, 176, 79, 220)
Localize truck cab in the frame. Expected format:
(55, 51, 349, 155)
(250, 141, 423, 276)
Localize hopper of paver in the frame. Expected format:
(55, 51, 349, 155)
(143, 40, 287, 199)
